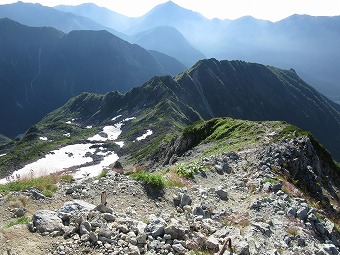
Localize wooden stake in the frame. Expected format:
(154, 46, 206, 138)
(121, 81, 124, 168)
(101, 191, 107, 206)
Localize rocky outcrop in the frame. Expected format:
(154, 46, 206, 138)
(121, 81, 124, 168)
(27, 133, 340, 254)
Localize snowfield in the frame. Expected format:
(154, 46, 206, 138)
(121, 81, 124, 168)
(0, 116, 153, 184)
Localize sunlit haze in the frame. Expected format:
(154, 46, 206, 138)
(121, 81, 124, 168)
(1, 0, 340, 21)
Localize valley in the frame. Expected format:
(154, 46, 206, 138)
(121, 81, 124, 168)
(0, 1, 339, 254)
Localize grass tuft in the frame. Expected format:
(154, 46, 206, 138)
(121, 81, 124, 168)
(0, 175, 60, 196)
(131, 172, 165, 190)
(60, 174, 74, 183)
(97, 169, 109, 179)
(4, 216, 30, 228)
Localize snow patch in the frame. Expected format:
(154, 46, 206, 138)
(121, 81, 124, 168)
(136, 130, 153, 141)
(115, 141, 124, 148)
(87, 123, 123, 142)
(64, 133, 71, 137)
(0, 144, 96, 184)
(74, 151, 119, 179)
(39, 137, 48, 141)
(111, 115, 122, 121)
(124, 117, 136, 122)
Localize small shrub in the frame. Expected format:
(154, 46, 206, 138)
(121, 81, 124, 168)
(131, 172, 165, 190)
(5, 216, 30, 228)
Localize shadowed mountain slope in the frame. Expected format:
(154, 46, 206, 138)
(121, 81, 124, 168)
(39, 59, 340, 161)
(0, 18, 183, 138)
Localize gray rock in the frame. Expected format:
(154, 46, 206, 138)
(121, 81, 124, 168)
(318, 244, 339, 255)
(89, 232, 98, 243)
(98, 227, 114, 239)
(80, 221, 92, 235)
(164, 224, 186, 240)
(31, 190, 45, 200)
(102, 213, 115, 222)
(146, 218, 166, 238)
(252, 222, 271, 236)
(271, 182, 282, 192)
(57, 200, 96, 219)
(206, 235, 219, 251)
(14, 207, 27, 218)
(128, 244, 141, 255)
(296, 207, 309, 221)
(287, 207, 297, 217)
(148, 240, 162, 250)
(235, 241, 250, 255)
(249, 199, 261, 210)
(172, 243, 187, 253)
(94, 203, 113, 214)
(180, 192, 192, 207)
(263, 182, 272, 192)
(137, 233, 147, 244)
(32, 210, 63, 233)
(215, 186, 228, 200)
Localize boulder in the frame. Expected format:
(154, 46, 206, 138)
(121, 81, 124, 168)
(57, 200, 96, 220)
(32, 210, 63, 233)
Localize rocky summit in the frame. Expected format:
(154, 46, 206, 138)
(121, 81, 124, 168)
(0, 119, 339, 255)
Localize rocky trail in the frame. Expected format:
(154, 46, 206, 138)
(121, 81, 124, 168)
(1, 134, 340, 255)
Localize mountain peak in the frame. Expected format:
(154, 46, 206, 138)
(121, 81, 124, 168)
(145, 0, 205, 19)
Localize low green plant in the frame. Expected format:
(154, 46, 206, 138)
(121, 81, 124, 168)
(189, 250, 213, 255)
(97, 169, 109, 179)
(0, 175, 59, 196)
(131, 172, 165, 190)
(264, 178, 279, 185)
(60, 174, 74, 183)
(176, 162, 204, 178)
(5, 216, 30, 228)
(164, 170, 187, 188)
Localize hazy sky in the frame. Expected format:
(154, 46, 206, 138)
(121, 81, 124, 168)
(1, 0, 340, 21)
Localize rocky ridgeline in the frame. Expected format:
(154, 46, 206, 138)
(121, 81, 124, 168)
(19, 135, 339, 255)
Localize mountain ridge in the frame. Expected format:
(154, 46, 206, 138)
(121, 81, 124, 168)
(9, 58, 339, 165)
(0, 18, 183, 138)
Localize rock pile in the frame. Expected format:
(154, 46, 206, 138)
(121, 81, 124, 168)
(12, 135, 340, 254)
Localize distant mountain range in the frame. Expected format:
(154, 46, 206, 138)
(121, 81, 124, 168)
(0, 18, 184, 138)
(0, 1, 125, 38)
(39, 59, 340, 161)
(54, 1, 340, 104)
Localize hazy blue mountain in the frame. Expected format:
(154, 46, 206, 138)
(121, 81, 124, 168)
(148, 50, 187, 76)
(37, 59, 340, 161)
(114, 2, 340, 103)
(55, 3, 132, 33)
(131, 26, 205, 67)
(54, 3, 205, 67)
(0, 1, 124, 37)
(0, 18, 184, 138)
